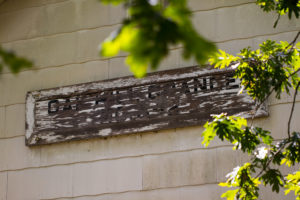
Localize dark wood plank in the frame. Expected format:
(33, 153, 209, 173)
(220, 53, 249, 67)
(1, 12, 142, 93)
(25, 66, 268, 146)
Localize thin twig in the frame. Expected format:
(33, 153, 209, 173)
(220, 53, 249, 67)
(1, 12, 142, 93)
(289, 68, 300, 77)
(288, 31, 300, 48)
(273, 14, 281, 28)
(287, 81, 300, 138)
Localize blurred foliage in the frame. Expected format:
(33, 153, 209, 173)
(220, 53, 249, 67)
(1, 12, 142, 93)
(0, 46, 33, 74)
(99, 0, 216, 77)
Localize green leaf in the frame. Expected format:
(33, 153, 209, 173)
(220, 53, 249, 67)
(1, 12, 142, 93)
(126, 55, 148, 78)
(202, 121, 217, 147)
(202, 114, 270, 154)
(0, 46, 33, 74)
(284, 170, 300, 200)
(261, 169, 284, 193)
(100, 38, 120, 57)
(209, 49, 239, 69)
(221, 189, 239, 200)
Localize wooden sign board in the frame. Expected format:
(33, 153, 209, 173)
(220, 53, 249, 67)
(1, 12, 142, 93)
(25, 66, 268, 146)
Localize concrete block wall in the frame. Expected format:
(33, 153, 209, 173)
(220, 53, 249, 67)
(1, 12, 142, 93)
(0, 0, 299, 199)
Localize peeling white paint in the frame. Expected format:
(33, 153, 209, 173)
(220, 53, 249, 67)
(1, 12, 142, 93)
(179, 103, 191, 108)
(137, 122, 169, 132)
(56, 124, 74, 128)
(111, 104, 123, 108)
(78, 109, 93, 114)
(222, 100, 234, 107)
(98, 128, 112, 136)
(25, 94, 35, 139)
(39, 132, 63, 142)
(86, 118, 93, 122)
(180, 111, 190, 114)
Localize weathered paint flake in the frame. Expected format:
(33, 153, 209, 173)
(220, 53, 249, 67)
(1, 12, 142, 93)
(25, 66, 268, 146)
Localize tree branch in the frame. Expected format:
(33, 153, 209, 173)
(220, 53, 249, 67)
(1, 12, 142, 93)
(289, 68, 300, 77)
(288, 31, 300, 48)
(254, 80, 300, 181)
(287, 81, 300, 138)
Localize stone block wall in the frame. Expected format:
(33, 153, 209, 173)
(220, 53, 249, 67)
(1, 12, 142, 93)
(0, 0, 299, 199)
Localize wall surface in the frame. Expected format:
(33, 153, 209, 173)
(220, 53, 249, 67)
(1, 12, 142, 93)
(0, 0, 299, 199)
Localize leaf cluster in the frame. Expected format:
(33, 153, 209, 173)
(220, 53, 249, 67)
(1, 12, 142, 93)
(280, 132, 300, 167)
(220, 163, 261, 200)
(256, 0, 300, 27)
(203, 113, 300, 199)
(210, 40, 300, 102)
(202, 113, 272, 154)
(99, 0, 216, 77)
(285, 170, 300, 200)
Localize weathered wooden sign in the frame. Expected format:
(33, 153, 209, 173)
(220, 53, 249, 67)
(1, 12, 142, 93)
(25, 66, 268, 146)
